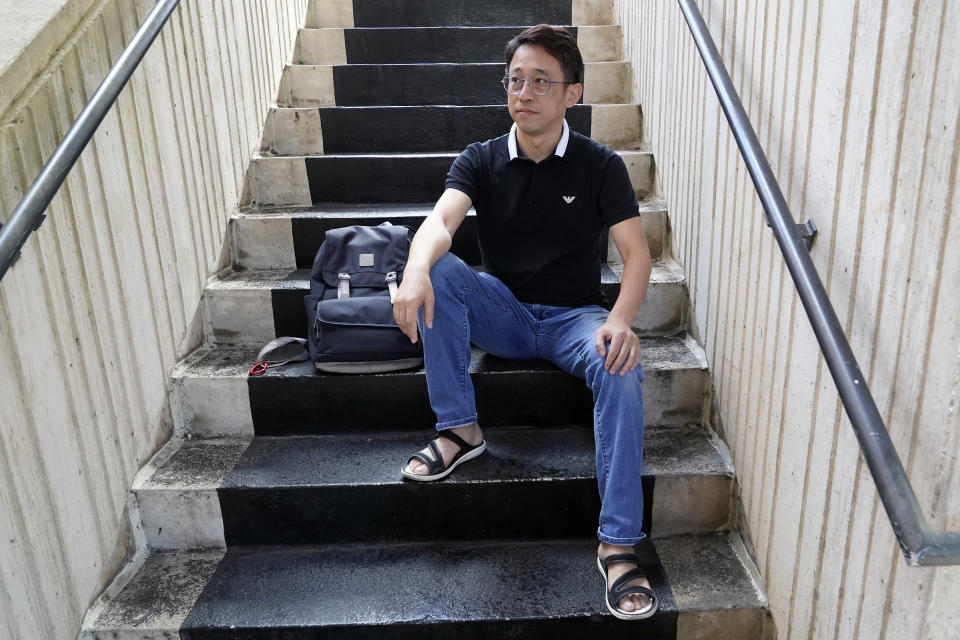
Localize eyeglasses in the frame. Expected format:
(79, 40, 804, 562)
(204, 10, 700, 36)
(501, 74, 573, 96)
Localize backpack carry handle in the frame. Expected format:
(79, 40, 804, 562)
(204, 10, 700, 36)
(249, 336, 309, 375)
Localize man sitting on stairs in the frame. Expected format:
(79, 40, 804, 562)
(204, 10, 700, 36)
(392, 24, 657, 621)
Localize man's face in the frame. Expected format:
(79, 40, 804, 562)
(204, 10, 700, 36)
(506, 44, 583, 138)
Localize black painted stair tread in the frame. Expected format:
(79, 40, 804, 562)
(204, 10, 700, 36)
(139, 426, 733, 544)
(207, 261, 687, 344)
(184, 539, 674, 635)
(293, 148, 651, 159)
(301, 152, 454, 205)
(89, 534, 769, 639)
(280, 62, 629, 108)
(178, 336, 706, 378)
(209, 260, 684, 302)
(143, 425, 731, 490)
(262, 104, 643, 156)
(297, 62, 625, 108)
(173, 337, 707, 434)
(231, 199, 668, 268)
(213, 259, 684, 289)
(312, 104, 590, 154)
(330, 62, 525, 106)
(338, 26, 578, 64)
(239, 198, 668, 218)
(238, 202, 443, 222)
(239, 203, 481, 265)
(253, 149, 653, 206)
(348, 0, 573, 28)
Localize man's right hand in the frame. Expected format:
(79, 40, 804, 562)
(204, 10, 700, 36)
(391, 188, 472, 343)
(393, 267, 434, 344)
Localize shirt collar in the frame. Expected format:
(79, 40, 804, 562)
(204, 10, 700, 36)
(507, 119, 570, 161)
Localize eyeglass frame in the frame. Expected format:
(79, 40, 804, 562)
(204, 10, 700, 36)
(501, 74, 576, 96)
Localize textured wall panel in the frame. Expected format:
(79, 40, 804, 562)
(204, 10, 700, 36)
(0, 1, 307, 638)
(615, 1, 960, 638)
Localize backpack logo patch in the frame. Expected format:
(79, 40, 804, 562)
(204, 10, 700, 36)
(562, 195, 576, 204)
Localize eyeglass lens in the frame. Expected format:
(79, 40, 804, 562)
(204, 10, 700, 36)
(502, 75, 552, 96)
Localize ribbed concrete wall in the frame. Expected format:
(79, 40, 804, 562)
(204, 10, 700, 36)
(0, 1, 306, 638)
(615, 1, 960, 638)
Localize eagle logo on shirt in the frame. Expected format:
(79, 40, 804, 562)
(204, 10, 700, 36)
(562, 195, 576, 204)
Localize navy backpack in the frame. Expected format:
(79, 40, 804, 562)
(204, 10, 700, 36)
(303, 223, 423, 373)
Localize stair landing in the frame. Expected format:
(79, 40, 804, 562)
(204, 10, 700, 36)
(85, 535, 769, 640)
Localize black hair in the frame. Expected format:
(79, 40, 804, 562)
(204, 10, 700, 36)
(504, 24, 584, 85)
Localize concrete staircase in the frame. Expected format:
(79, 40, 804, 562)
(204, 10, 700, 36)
(82, 1, 773, 638)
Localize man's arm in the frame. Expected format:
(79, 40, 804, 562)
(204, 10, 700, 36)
(393, 188, 473, 343)
(594, 216, 652, 375)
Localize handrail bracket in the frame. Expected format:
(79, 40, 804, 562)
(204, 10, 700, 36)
(797, 219, 817, 251)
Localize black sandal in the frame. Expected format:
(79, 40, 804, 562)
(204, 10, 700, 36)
(596, 553, 659, 620)
(400, 429, 487, 482)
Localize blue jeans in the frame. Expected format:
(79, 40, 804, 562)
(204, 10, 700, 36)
(418, 253, 646, 545)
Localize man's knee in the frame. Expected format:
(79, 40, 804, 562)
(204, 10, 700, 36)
(428, 253, 480, 303)
(429, 252, 466, 281)
(589, 360, 644, 394)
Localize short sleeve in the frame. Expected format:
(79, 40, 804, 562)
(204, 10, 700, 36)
(445, 143, 482, 203)
(598, 151, 640, 227)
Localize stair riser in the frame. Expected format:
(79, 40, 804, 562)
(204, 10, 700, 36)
(232, 206, 667, 270)
(203, 278, 687, 346)
(171, 366, 707, 437)
(139, 474, 731, 549)
(277, 62, 632, 107)
(137, 489, 225, 550)
(218, 474, 735, 546)
(294, 26, 623, 65)
(134, 425, 733, 550)
(249, 151, 653, 207)
(181, 616, 680, 640)
(246, 367, 704, 434)
(261, 104, 641, 155)
(333, 0, 571, 27)
(306, 0, 616, 29)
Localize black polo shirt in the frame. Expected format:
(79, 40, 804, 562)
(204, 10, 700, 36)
(445, 119, 639, 307)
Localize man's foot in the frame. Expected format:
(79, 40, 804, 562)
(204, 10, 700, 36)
(401, 423, 485, 480)
(598, 542, 656, 618)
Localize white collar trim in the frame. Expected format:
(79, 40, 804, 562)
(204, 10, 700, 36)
(556, 118, 571, 156)
(507, 119, 570, 160)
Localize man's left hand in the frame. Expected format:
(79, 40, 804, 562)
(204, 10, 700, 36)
(594, 316, 641, 376)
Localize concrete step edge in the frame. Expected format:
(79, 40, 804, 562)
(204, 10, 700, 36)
(171, 336, 708, 380)
(232, 198, 667, 218)
(305, 0, 618, 28)
(293, 25, 623, 65)
(248, 150, 655, 207)
(260, 103, 642, 156)
(207, 258, 686, 291)
(202, 260, 688, 343)
(82, 533, 771, 639)
(277, 61, 633, 107)
(168, 336, 709, 438)
(133, 425, 734, 549)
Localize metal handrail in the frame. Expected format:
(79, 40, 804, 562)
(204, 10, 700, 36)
(678, 0, 960, 566)
(0, 0, 183, 282)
